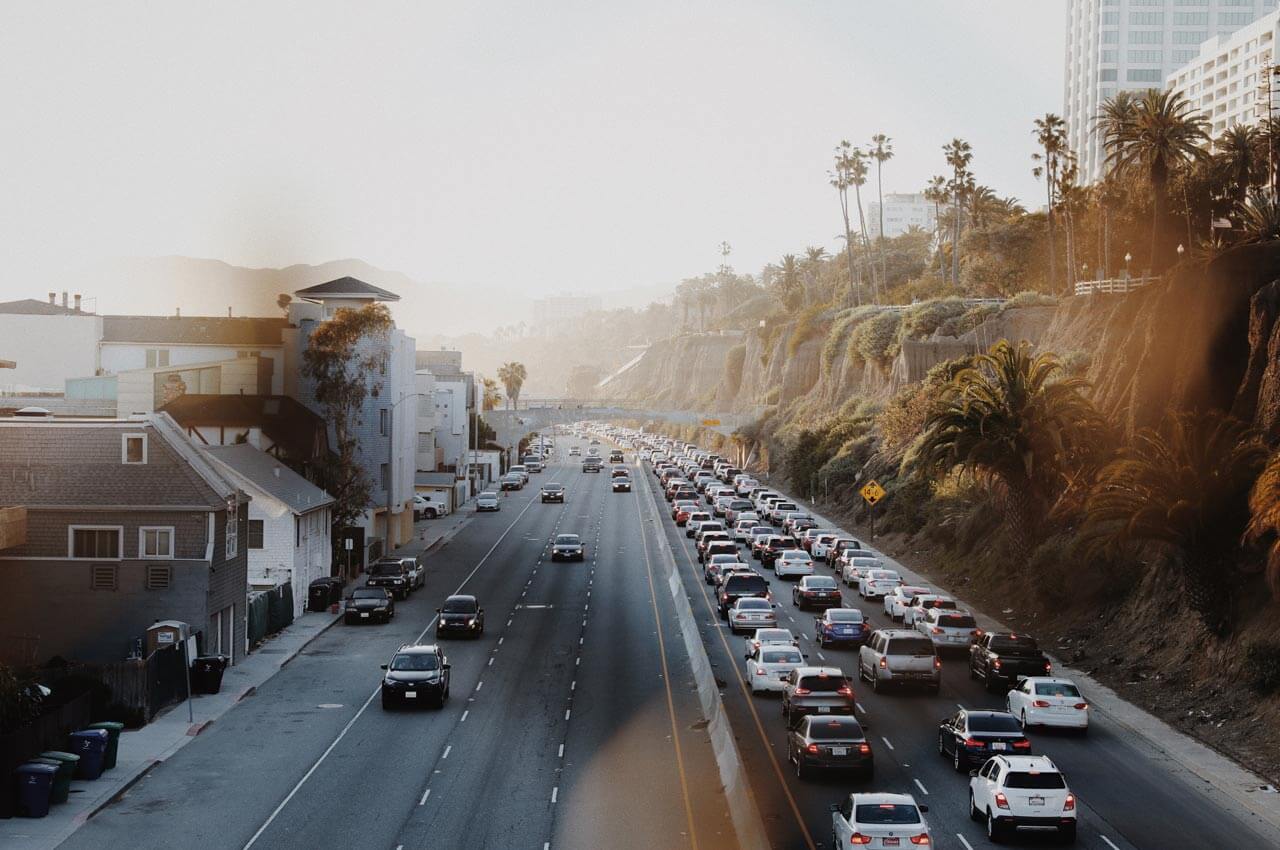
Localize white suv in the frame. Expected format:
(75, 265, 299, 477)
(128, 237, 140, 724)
(831, 792, 931, 848)
(774, 549, 816, 579)
(969, 755, 1077, 843)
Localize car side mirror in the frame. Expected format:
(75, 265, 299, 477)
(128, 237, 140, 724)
(380, 664, 388, 670)
(435, 608, 441, 613)
(478, 608, 484, 615)
(919, 804, 929, 813)
(828, 803, 839, 813)
(443, 663, 451, 670)
(969, 769, 979, 778)
(802, 653, 810, 659)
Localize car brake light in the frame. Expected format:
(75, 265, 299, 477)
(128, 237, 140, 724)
(933, 657, 942, 670)
(1032, 700, 1051, 708)
(910, 835, 931, 846)
(806, 743, 819, 754)
(849, 834, 872, 846)
(837, 685, 854, 697)
(879, 657, 887, 668)
(858, 742, 871, 754)
(1074, 702, 1088, 710)
(793, 687, 811, 695)
(1063, 793, 1076, 812)
(931, 627, 943, 634)
(1013, 739, 1032, 749)
(993, 659, 1002, 669)
(962, 737, 984, 748)
(755, 669, 766, 676)
(1045, 662, 1053, 672)
(994, 792, 1010, 810)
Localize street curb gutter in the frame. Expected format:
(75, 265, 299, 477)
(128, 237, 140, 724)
(77, 758, 160, 825)
(650, 516, 771, 850)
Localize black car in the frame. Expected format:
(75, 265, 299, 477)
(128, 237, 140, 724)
(345, 587, 395, 623)
(436, 594, 484, 637)
(552, 534, 586, 561)
(787, 715, 874, 780)
(717, 573, 770, 617)
(540, 483, 566, 503)
(793, 576, 842, 611)
(366, 559, 412, 600)
(969, 632, 1052, 693)
(761, 536, 799, 569)
(937, 709, 1031, 771)
(381, 644, 450, 709)
(612, 476, 632, 492)
(582, 458, 603, 473)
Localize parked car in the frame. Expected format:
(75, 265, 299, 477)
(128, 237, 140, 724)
(499, 473, 524, 491)
(508, 464, 529, 483)
(380, 644, 449, 709)
(970, 632, 1052, 693)
(938, 708, 1031, 771)
(435, 594, 484, 638)
(916, 608, 980, 654)
(475, 490, 500, 511)
(540, 482, 566, 503)
(365, 558, 413, 600)
(345, 587, 395, 624)
(792, 575, 841, 609)
(814, 607, 870, 648)
(781, 666, 856, 724)
(968, 755, 1076, 843)
(1005, 677, 1090, 733)
(551, 534, 586, 561)
(728, 596, 778, 634)
(830, 793, 931, 849)
(788, 715, 873, 780)
(857, 629, 941, 693)
(412, 493, 449, 519)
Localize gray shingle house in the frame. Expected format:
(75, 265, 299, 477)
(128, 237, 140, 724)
(0, 412, 250, 664)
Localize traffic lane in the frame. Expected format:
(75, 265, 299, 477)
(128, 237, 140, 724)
(554, 461, 737, 850)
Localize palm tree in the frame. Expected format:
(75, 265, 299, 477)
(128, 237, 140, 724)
(802, 245, 828, 304)
(914, 340, 1101, 564)
(1102, 88, 1210, 272)
(776, 254, 804, 310)
(943, 139, 974, 287)
(847, 147, 875, 298)
(1093, 92, 1138, 278)
(829, 141, 862, 306)
(923, 175, 948, 284)
(496, 362, 528, 410)
(479, 376, 502, 411)
(1237, 190, 1280, 243)
(1032, 113, 1071, 294)
(1215, 124, 1262, 207)
(869, 133, 894, 289)
(1083, 411, 1267, 634)
(1245, 452, 1280, 599)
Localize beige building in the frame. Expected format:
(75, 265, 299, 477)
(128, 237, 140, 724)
(1166, 9, 1280, 135)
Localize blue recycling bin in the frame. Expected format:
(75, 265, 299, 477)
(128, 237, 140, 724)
(68, 729, 109, 780)
(15, 762, 58, 817)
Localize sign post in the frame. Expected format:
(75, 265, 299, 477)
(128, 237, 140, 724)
(859, 479, 886, 537)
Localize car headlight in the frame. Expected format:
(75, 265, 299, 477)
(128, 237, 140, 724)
(468, 618, 478, 626)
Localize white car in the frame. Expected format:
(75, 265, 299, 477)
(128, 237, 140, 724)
(902, 594, 958, 628)
(809, 533, 841, 562)
(856, 568, 901, 599)
(968, 755, 1077, 844)
(743, 627, 798, 656)
(412, 493, 449, 519)
(733, 519, 758, 543)
(475, 491, 500, 511)
(508, 464, 529, 484)
(728, 597, 777, 633)
(746, 644, 806, 693)
(735, 478, 759, 496)
(831, 793, 932, 849)
(774, 550, 815, 579)
(884, 585, 929, 621)
(915, 607, 979, 652)
(841, 558, 883, 588)
(1006, 677, 1090, 733)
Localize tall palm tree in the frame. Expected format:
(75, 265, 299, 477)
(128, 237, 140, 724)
(914, 340, 1101, 564)
(869, 133, 894, 290)
(847, 147, 875, 298)
(1093, 91, 1138, 277)
(496, 362, 528, 410)
(1245, 452, 1280, 599)
(830, 141, 862, 306)
(1102, 88, 1210, 272)
(1032, 113, 1071, 294)
(943, 139, 974, 288)
(1083, 411, 1267, 634)
(802, 245, 828, 304)
(776, 254, 803, 310)
(923, 175, 949, 284)
(1215, 124, 1262, 207)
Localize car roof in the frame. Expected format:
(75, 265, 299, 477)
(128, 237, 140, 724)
(848, 792, 921, 808)
(877, 629, 925, 638)
(990, 754, 1059, 771)
(444, 594, 476, 603)
(963, 709, 1015, 720)
(793, 665, 845, 677)
(1018, 676, 1076, 686)
(395, 643, 441, 654)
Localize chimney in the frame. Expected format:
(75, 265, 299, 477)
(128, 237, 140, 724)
(61, 291, 68, 309)
(47, 292, 56, 305)
(73, 294, 82, 312)
(175, 307, 181, 318)
(273, 467, 281, 478)
(227, 306, 232, 318)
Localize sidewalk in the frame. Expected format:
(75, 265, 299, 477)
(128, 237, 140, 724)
(1, 507, 472, 850)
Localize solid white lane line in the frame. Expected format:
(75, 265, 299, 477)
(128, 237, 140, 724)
(881, 736, 894, 751)
(460, 710, 469, 722)
(442, 745, 452, 759)
(955, 835, 974, 850)
(551, 786, 558, 804)
(1101, 838, 1122, 850)
(419, 788, 431, 805)
(912, 778, 929, 795)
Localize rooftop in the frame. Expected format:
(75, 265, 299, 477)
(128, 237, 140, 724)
(102, 315, 288, 346)
(159, 394, 330, 462)
(294, 276, 400, 302)
(204, 444, 332, 514)
(0, 298, 93, 316)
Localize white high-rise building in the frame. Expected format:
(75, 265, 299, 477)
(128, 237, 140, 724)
(867, 193, 937, 240)
(1065, 0, 1278, 183)
(1166, 10, 1280, 135)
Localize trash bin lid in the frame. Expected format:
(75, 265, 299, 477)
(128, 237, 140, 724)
(70, 729, 109, 741)
(87, 721, 124, 732)
(39, 751, 80, 763)
(16, 762, 59, 776)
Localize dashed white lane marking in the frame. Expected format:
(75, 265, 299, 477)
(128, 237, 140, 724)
(955, 836, 974, 850)
(460, 710, 469, 722)
(579, 637, 584, 645)
(912, 778, 929, 795)
(442, 745, 452, 759)
(476, 680, 483, 691)
(855, 702, 866, 713)
(498, 637, 504, 645)
(881, 736, 894, 750)
(507, 619, 513, 627)
(571, 680, 576, 691)
(558, 743, 564, 758)
(1100, 838, 1121, 850)
(575, 657, 580, 666)
(543, 843, 550, 850)
(551, 786, 559, 804)
(565, 709, 571, 720)
(488, 656, 494, 666)
(816, 652, 825, 660)
(418, 788, 430, 806)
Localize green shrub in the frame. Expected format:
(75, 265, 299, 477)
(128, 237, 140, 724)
(787, 303, 833, 357)
(850, 310, 902, 365)
(1245, 640, 1280, 694)
(1002, 290, 1059, 311)
(936, 303, 999, 338)
(821, 306, 884, 373)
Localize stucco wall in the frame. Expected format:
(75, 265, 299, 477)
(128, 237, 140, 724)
(0, 313, 101, 392)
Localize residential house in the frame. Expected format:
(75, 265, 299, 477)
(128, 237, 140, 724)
(0, 413, 250, 664)
(0, 294, 101, 393)
(159, 394, 331, 481)
(203, 444, 333, 616)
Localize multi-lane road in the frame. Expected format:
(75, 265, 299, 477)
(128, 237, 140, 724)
(59, 434, 1280, 850)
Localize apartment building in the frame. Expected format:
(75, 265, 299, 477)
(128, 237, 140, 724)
(1166, 8, 1279, 134)
(1064, 0, 1278, 182)
(866, 193, 937, 240)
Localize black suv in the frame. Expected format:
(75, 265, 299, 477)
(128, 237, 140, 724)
(365, 559, 412, 599)
(937, 709, 1031, 770)
(718, 573, 770, 618)
(540, 482, 566, 503)
(969, 632, 1052, 693)
(381, 644, 450, 709)
(436, 595, 484, 638)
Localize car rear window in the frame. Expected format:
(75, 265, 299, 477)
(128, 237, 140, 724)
(924, 598, 957, 610)
(826, 609, 863, 622)
(809, 717, 863, 740)
(968, 713, 1022, 733)
(806, 577, 838, 589)
(762, 649, 802, 664)
(1035, 682, 1082, 698)
(854, 804, 920, 825)
(369, 563, 402, 576)
(797, 674, 850, 693)
(738, 598, 771, 610)
(1004, 771, 1067, 789)
(938, 614, 977, 628)
(991, 635, 1040, 652)
(725, 576, 768, 593)
(887, 637, 935, 655)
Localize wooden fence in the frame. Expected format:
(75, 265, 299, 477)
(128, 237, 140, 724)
(1073, 275, 1160, 296)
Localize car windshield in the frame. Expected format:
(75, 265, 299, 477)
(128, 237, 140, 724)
(762, 649, 802, 664)
(826, 609, 863, 622)
(797, 674, 850, 693)
(543, 484, 563, 490)
(390, 653, 438, 671)
(1005, 771, 1067, 789)
(968, 713, 1023, 733)
(806, 577, 837, 589)
(352, 589, 386, 600)
(809, 717, 863, 739)
(854, 804, 920, 825)
(1035, 682, 1082, 698)
(369, 562, 402, 576)
(555, 535, 581, 545)
(738, 598, 771, 610)
(938, 614, 977, 628)
(442, 598, 476, 613)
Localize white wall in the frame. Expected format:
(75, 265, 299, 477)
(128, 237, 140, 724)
(116, 358, 263, 416)
(249, 498, 331, 615)
(0, 314, 101, 392)
(101, 343, 284, 394)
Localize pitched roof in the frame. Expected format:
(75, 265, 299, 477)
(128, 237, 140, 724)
(159, 395, 329, 461)
(0, 298, 91, 316)
(294, 276, 400, 302)
(101, 315, 288, 346)
(203, 444, 332, 514)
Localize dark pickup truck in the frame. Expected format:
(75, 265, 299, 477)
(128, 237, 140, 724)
(969, 632, 1052, 693)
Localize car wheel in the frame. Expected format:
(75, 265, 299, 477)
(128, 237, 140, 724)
(969, 793, 982, 822)
(968, 662, 979, 680)
(1020, 710, 1029, 731)
(381, 694, 392, 710)
(1077, 724, 1089, 737)
(953, 744, 964, 773)
(987, 810, 1005, 844)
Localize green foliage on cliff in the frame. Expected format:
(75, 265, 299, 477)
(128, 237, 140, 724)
(787, 302, 833, 357)
(724, 343, 747, 396)
(849, 310, 902, 366)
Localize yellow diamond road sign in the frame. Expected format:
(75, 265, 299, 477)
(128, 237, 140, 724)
(860, 480, 885, 506)
(701, 418, 721, 427)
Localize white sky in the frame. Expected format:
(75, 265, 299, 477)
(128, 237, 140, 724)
(0, 1, 1065, 309)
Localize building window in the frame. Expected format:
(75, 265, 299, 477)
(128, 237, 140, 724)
(1100, 49, 1118, 63)
(70, 526, 122, 560)
(1173, 12, 1209, 26)
(122, 434, 148, 464)
(1102, 29, 1119, 44)
(1220, 12, 1254, 26)
(1100, 68, 1118, 81)
(381, 462, 390, 491)
(226, 513, 239, 559)
(145, 563, 172, 590)
(1128, 68, 1164, 82)
(1128, 49, 1163, 64)
(145, 349, 170, 368)
(1129, 12, 1164, 26)
(140, 526, 174, 559)
(1102, 11, 1119, 24)
(236, 350, 262, 359)
(248, 520, 265, 550)
(296, 517, 302, 547)
(1128, 30, 1164, 45)
(380, 407, 390, 436)
(90, 564, 118, 591)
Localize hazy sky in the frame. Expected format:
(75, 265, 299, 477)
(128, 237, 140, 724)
(0, 1, 1065, 312)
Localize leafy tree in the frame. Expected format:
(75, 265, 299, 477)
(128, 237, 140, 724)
(1215, 124, 1263, 208)
(774, 254, 804, 310)
(1237, 190, 1280, 243)
(301, 303, 394, 540)
(497, 361, 528, 408)
(913, 340, 1101, 563)
(1083, 411, 1267, 633)
(480, 376, 502, 411)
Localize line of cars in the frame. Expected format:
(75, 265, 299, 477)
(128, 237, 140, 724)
(589, 423, 1089, 846)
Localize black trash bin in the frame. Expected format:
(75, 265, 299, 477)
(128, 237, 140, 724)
(14, 762, 58, 817)
(191, 655, 228, 694)
(308, 577, 343, 612)
(37, 751, 79, 803)
(67, 729, 109, 780)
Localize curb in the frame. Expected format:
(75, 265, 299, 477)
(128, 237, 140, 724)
(279, 613, 342, 668)
(77, 758, 160, 824)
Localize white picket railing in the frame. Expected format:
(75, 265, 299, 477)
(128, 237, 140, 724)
(1073, 275, 1160, 296)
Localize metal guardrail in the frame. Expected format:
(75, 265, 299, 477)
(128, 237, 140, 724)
(1074, 275, 1159, 296)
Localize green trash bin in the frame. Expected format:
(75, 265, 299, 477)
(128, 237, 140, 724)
(86, 722, 124, 770)
(34, 753, 77, 804)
